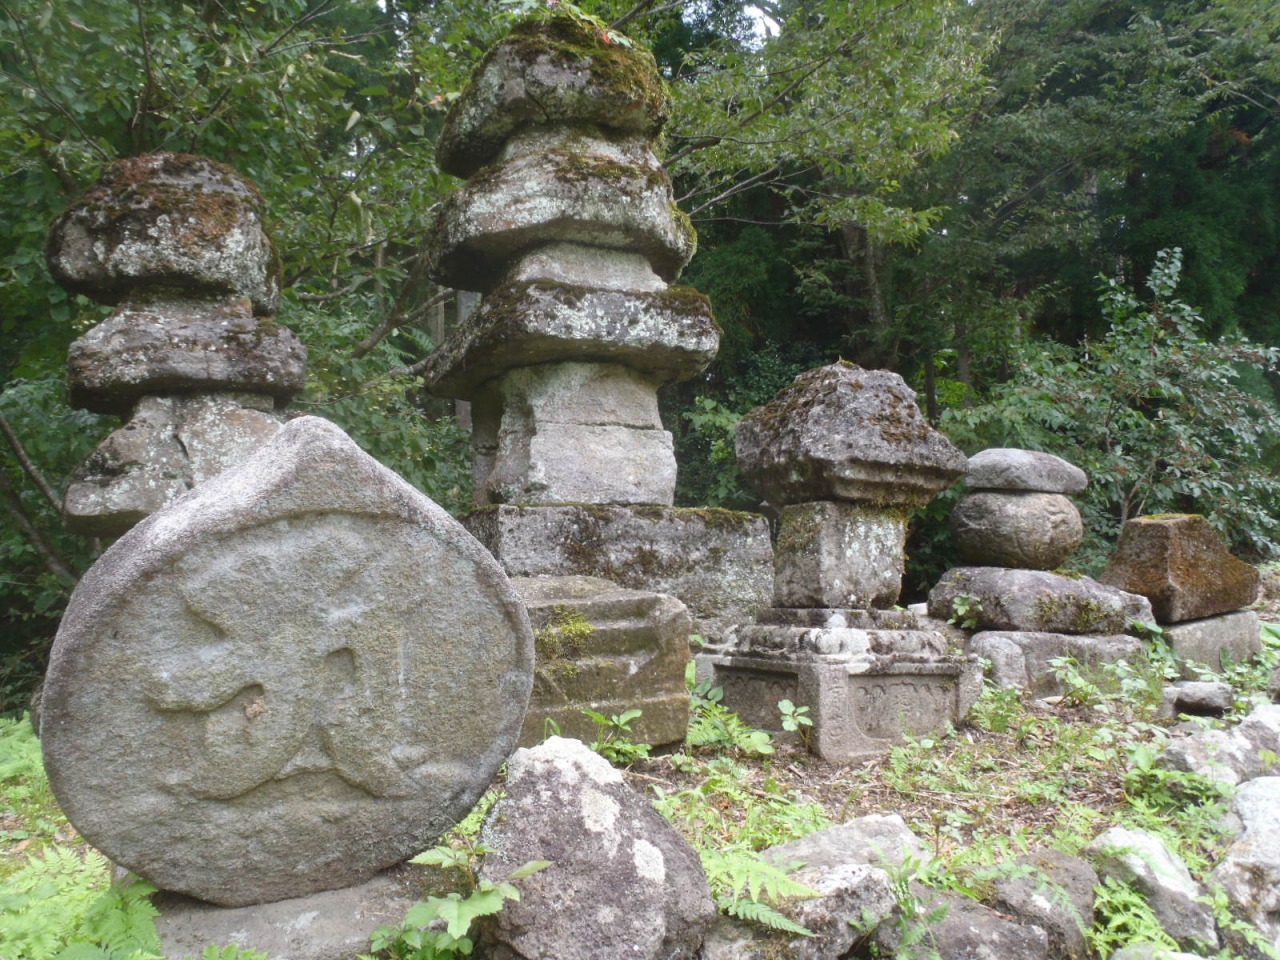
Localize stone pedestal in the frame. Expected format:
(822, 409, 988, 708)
(515, 576, 691, 747)
(773, 502, 907, 609)
(463, 504, 773, 644)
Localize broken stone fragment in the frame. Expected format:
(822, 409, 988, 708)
(1163, 610, 1262, 676)
(436, 14, 670, 178)
(66, 295, 306, 415)
(965, 447, 1088, 495)
(430, 146, 695, 293)
(1099, 514, 1260, 623)
(1211, 776, 1280, 957)
(966, 631, 1144, 698)
(477, 736, 715, 960)
(950, 491, 1084, 570)
(928, 567, 1153, 634)
(62, 393, 284, 538)
(46, 152, 280, 313)
(735, 362, 967, 508)
(421, 279, 719, 399)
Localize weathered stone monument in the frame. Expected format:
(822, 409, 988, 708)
(45, 153, 306, 537)
(421, 15, 773, 745)
(931, 448, 1151, 696)
(696, 362, 982, 760)
(1100, 514, 1261, 676)
(40, 417, 534, 909)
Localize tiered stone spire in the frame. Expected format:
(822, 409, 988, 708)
(422, 14, 719, 507)
(46, 153, 306, 536)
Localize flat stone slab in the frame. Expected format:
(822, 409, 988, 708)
(968, 631, 1143, 698)
(950, 491, 1083, 570)
(422, 280, 718, 398)
(41, 417, 534, 907)
(735, 362, 967, 508)
(67, 296, 306, 415)
(47, 153, 280, 313)
(514, 575, 691, 747)
(1099, 514, 1260, 623)
(463, 504, 772, 643)
(1164, 610, 1262, 676)
(965, 448, 1087, 494)
(430, 146, 693, 293)
(436, 15, 670, 178)
(155, 865, 423, 960)
(928, 567, 1153, 634)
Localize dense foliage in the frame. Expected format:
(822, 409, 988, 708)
(2, 0, 1279, 707)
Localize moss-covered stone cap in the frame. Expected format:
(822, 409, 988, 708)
(421, 280, 719, 398)
(46, 153, 280, 314)
(1098, 514, 1260, 623)
(437, 14, 670, 178)
(735, 361, 968, 507)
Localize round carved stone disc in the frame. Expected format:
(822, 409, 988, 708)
(41, 417, 534, 907)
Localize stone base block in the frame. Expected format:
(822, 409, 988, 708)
(463, 504, 772, 643)
(154, 864, 423, 960)
(967, 631, 1144, 698)
(774, 502, 906, 609)
(514, 575, 691, 747)
(1165, 610, 1262, 677)
(696, 649, 981, 762)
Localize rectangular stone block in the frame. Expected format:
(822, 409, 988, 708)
(774, 502, 906, 609)
(464, 504, 773, 643)
(514, 575, 691, 747)
(1165, 610, 1262, 677)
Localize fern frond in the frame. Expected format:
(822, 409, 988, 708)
(720, 896, 814, 936)
(699, 847, 820, 904)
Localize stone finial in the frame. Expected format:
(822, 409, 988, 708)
(436, 16, 671, 180)
(1099, 514, 1260, 623)
(48, 153, 307, 536)
(46, 153, 280, 313)
(735, 362, 968, 508)
(41, 417, 534, 907)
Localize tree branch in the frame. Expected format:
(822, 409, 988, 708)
(0, 411, 63, 511)
(352, 287, 453, 359)
(0, 470, 78, 585)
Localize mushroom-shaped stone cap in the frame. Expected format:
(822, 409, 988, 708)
(46, 153, 280, 314)
(735, 362, 968, 507)
(437, 15, 670, 179)
(966, 448, 1087, 494)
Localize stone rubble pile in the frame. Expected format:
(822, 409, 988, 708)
(1099, 514, 1262, 676)
(930, 448, 1153, 698)
(697, 362, 982, 761)
(420, 14, 773, 746)
(45, 153, 306, 536)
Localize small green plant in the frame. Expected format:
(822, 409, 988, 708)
(583, 708, 652, 766)
(698, 846, 819, 935)
(1088, 875, 1180, 959)
(948, 593, 982, 630)
(966, 684, 1023, 734)
(194, 947, 269, 960)
(778, 699, 813, 748)
(366, 855, 548, 960)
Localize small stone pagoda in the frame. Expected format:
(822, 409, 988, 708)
(696, 363, 982, 761)
(422, 15, 773, 745)
(46, 153, 306, 537)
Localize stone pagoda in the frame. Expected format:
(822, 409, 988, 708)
(46, 153, 306, 537)
(421, 15, 773, 746)
(696, 362, 982, 761)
